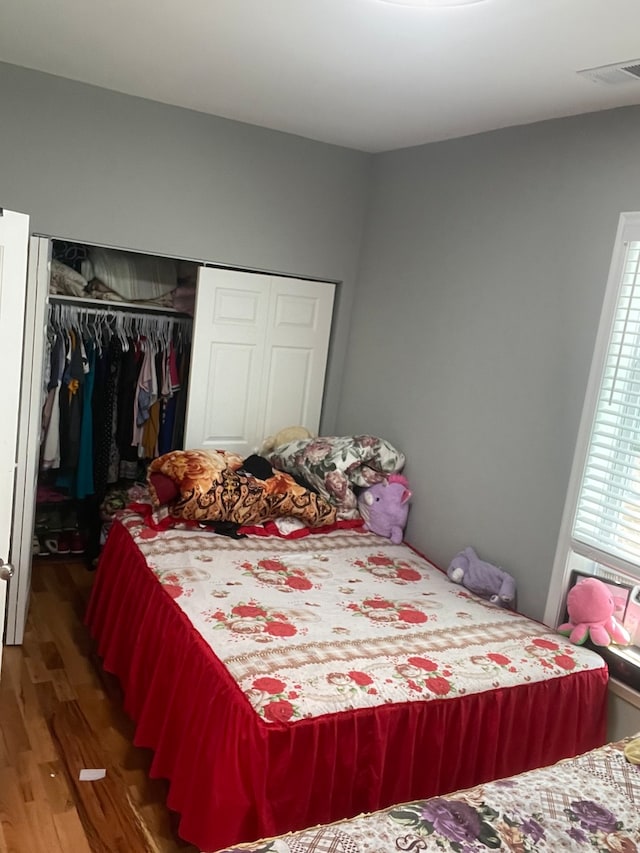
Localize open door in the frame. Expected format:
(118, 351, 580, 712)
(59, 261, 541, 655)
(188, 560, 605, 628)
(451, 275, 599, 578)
(0, 210, 30, 667)
(6, 236, 50, 645)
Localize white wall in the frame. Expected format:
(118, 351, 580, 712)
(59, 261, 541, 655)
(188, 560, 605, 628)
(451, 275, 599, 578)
(608, 684, 640, 741)
(337, 105, 640, 621)
(0, 61, 370, 431)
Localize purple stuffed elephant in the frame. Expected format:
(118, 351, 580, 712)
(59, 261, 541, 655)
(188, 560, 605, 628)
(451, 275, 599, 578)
(447, 546, 516, 608)
(357, 474, 411, 544)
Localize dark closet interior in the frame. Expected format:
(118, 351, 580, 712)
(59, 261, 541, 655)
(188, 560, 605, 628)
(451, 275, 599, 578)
(34, 240, 199, 566)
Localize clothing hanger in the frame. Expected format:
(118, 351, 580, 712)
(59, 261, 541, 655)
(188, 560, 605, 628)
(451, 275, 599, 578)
(47, 299, 193, 356)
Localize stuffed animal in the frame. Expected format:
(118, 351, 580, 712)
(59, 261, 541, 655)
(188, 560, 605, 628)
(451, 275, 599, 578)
(557, 577, 631, 647)
(447, 546, 517, 608)
(260, 426, 313, 455)
(357, 474, 411, 544)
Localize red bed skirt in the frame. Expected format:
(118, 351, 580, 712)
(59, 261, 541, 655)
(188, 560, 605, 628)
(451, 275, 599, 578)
(85, 521, 609, 852)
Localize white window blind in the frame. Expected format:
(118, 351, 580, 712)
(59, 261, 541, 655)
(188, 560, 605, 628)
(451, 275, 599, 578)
(546, 215, 640, 687)
(573, 238, 640, 575)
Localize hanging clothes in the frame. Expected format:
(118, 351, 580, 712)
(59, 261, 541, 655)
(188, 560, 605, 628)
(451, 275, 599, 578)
(76, 341, 96, 500)
(41, 300, 192, 496)
(117, 342, 142, 480)
(36, 291, 193, 563)
(132, 342, 158, 450)
(41, 334, 66, 470)
(58, 331, 87, 478)
(158, 342, 181, 455)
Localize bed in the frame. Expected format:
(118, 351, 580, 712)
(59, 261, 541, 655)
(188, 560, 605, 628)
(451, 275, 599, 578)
(85, 500, 609, 852)
(217, 735, 640, 853)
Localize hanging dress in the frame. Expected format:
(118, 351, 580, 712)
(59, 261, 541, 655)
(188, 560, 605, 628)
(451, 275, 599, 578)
(75, 341, 96, 499)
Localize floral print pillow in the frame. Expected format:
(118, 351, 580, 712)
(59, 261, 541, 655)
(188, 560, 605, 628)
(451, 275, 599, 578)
(268, 435, 406, 519)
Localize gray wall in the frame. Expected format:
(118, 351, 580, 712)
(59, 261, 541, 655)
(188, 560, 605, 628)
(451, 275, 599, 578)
(608, 689, 640, 741)
(338, 106, 640, 621)
(0, 61, 370, 430)
(4, 60, 640, 625)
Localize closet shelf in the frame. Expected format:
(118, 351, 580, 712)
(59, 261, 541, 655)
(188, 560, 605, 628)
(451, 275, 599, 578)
(48, 294, 189, 317)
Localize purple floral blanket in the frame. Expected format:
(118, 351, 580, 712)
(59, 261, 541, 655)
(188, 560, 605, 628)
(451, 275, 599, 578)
(216, 736, 640, 852)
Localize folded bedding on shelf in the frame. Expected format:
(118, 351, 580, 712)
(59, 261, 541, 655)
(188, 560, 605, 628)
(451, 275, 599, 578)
(81, 246, 178, 303)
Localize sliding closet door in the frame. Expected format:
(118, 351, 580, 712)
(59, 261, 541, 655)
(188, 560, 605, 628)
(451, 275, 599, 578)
(184, 268, 335, 455)
(185, 268, 269, 456)
(261, 276, 335, 441)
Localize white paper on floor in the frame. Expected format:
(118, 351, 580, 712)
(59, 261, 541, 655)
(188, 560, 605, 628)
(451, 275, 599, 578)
(78, 768, 106, 781)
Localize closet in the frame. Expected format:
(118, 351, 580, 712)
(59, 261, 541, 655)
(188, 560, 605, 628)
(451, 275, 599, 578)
(34, 241, 196, 565)
(5, 223, 337, 645)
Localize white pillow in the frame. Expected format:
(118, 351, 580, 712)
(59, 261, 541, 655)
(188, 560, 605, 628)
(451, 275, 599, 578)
(50, 259, 88, 297)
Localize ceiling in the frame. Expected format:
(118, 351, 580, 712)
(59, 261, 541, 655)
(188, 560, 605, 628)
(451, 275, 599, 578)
(2, 0, 640, 152)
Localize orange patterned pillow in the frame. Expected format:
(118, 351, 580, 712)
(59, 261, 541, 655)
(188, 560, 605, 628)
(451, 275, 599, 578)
(147, 449, 244, 506)
(147, 449, 337, 528)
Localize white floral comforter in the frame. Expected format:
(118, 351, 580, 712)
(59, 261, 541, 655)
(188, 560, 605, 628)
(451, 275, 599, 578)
(217, 737, 640, 853)
(120, 508, 606, 724)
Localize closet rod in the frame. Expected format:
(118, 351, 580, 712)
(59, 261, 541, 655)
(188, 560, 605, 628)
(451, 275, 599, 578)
(46, 300, 193, 349)
(48, 294, 191, 318)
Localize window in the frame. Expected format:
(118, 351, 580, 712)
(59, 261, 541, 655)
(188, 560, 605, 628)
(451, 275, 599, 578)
(545, 212, 640, 691)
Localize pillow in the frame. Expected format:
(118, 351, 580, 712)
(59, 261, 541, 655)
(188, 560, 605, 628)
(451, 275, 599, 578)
(171, 467, 336, 527)
(267, 435, 405, 519)
(147, 449, 244, 507)
(49, 259, 88, 298)
(147, 449, 337, 528)
(148, 472, 180, 506)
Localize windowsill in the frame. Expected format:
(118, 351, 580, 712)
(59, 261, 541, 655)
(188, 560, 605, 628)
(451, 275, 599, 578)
(609, 676, 640, 711)
(581, 638, 640, 697)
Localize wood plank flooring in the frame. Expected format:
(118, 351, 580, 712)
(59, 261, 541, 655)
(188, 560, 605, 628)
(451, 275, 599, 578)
(0, 558, 199, 853)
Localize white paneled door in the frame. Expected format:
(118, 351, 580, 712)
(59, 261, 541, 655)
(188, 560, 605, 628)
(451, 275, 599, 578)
(0, 210, 30, 670)
(261, 276, 335, 441)
(185, 268, 335, 456)
(185, 269, 270, 457)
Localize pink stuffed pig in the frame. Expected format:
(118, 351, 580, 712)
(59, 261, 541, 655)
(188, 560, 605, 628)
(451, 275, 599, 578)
(558, 577, 630, 647)
(358, 474, 411, 544)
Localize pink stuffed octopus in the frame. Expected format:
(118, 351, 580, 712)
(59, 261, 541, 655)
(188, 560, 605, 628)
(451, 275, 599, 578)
(558, 577, 630, 647)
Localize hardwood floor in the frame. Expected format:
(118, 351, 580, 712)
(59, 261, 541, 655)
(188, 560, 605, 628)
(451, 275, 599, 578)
(0, 558, 199, 853)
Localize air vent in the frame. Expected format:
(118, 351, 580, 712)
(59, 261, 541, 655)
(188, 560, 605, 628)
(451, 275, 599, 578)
(578, 59, 640, 86)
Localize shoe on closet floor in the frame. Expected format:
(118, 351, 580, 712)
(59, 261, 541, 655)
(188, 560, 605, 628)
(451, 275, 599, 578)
(44, 533, 71, 555)
(70, 532, 85, 555)
(57, 532, 71, 554)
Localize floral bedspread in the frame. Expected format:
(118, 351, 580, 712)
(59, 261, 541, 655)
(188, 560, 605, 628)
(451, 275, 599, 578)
(218, 737, 640, 852)
(119, 508, 606, 725)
